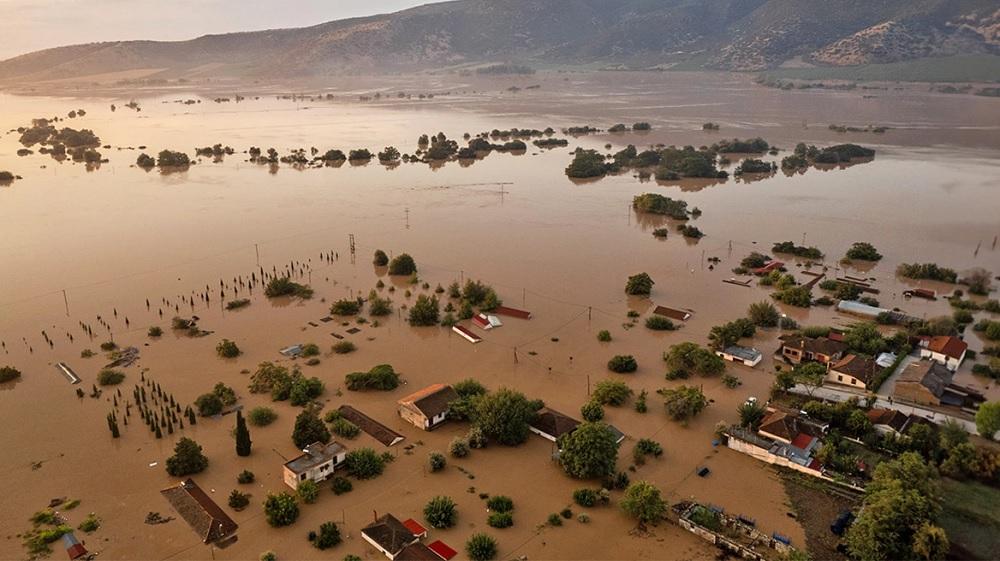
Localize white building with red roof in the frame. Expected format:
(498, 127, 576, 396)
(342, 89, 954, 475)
(918, 335, 967, 371)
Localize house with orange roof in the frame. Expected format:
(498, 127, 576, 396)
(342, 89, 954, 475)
(917, 335, 967, 371)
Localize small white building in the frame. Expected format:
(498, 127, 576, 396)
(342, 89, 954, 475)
(715, 345, 763, 368)
(282, 441, 347, 489)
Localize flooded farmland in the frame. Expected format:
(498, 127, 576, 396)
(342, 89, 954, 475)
(1, 71, 998, 560)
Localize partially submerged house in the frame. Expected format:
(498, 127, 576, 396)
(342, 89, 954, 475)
(751, 260, 784, 276)
(282, 441, 347, 489)
(827, 354, 878, 390)
(917, 335, 968, 371)
(893, 359, 984, 408)
(529, 408, 625, 445)
(725, 409, 829, 479)
(653, 305, 692, 321)
(451, 325, 481, 343)
(716, 345, 763, 368)
(362, 514, 420, 559)
(397, 543, 440, 561)
(160, 479, 238, 545)
(279, 344, 303, 358)
(471, 313, 502, 330)
(398, 384, 459, 431)
(529, 408, 581, 442)
(779, 335, 847, 366)
(493, 305, 532, 319)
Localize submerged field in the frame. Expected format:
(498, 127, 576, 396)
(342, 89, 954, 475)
(0, 71, 999, 560)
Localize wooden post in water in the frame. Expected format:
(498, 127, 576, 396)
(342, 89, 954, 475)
(62, 290, 70, 316)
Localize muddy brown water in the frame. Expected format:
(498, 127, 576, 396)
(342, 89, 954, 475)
(0, 72, 998, 560)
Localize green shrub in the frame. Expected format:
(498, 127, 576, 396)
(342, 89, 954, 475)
(237, 470, 255, 484)
(344, 448, 386, 479)
(645, 316, 675, 330)
(547, 513, 563, 526)
(486, 495, 513, 512)
(597, 330, 612, 342)
(331, 476, 353, 495)
(429, 452, 446, 472)
(297, 480, 320, 504)
(216, 339, 241, 358)
(388, 253, 417, 275)
(487, 512, 513, 528)
(330, 299, 361, 315)
(332, 341, 356, 354)
(424, 496, 458, 529)
(97, 369, 125, 385)
(607, 355, 638, 373)
(0, 366, 22, 383)
(248, 407, 277, 426)
(573, 488, 598, 507)
(148, 326, 163, 337)
(345, 364, 399, 391)
(330, 418, 360, 439)
(465, 533, 498, 561)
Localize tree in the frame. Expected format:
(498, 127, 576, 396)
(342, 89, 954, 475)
(312, 521, 341, 549)
(388, 253, 417, 275)
(465, 533, 497, 561)
(565, 149, 609, 178)
(216, 339, 241, 358)
(428, 452, 446, 472)
(0, 366, 21, 383)
(747, 301, 780, 327)
(845, 242, 883, 261)
(297, 480, 320, 504)
(940, 442, 977, 479)
(591, 380, 632, 405)
(791, 362, 827, 396)
(264, 493, 299, 527)
(424, 496, 457, 528)
(373, 249, 389, 266)
(292, 407, 330, 449)
(408, 295, 440, 326)
(195, 392, 224, 416)
(659, 385, 707, 421)
(345, 364, 400, 391)
(558, 422, 620, 478)
(165, 437, 208, 476)
(620, 481, 667, 525)
(472, 388, 537, 446)
(976, 401, 1000, 440)
(344, 448, 386, 479)
(607, 355, 638, 373)
(228, 490, 250, 511)
(235, 410, 252, 456)
(580, 400, 604, 422)
(912, 522, 949, 561)
(738, 400, 766, 430)
(846, 452, 942, 561)
(708, 319, 755, 350)
(663, 342, 725, 377)
(844, 322, 885, 356)
(963, 267, 992, 295)
(625, 273, 654, 296)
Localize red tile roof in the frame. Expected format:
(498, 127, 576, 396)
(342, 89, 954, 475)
(926, 336, 967, 359)
(428, 540, 458, 560)
(494, 306, 532, 319)
(790, 433, 814, 450)
(402, 518, 428, 536)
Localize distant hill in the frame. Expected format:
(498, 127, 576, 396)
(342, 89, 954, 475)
(1, 0, 998, 83)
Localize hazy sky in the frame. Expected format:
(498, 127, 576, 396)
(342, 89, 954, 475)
(0, 0, 429, 59)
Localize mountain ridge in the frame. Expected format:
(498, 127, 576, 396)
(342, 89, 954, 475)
(1, 0, 998, 83)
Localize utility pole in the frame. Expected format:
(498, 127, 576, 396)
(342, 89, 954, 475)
(255, 243, 260, 266)
(62, 289, 70, 316)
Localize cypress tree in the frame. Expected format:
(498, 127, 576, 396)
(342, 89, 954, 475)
(235, 410, 252, 457)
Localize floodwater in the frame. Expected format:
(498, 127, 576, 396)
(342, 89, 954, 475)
(0, 71, 998, 560)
